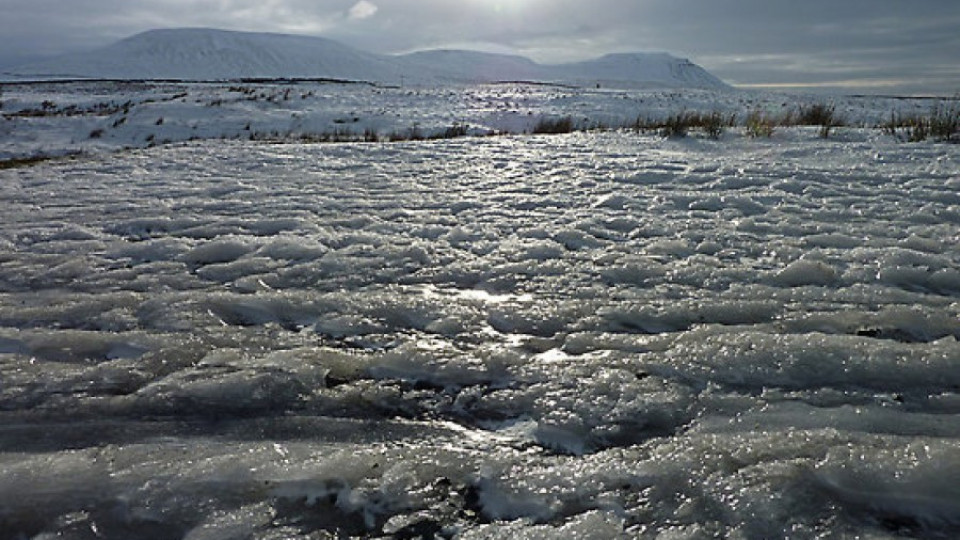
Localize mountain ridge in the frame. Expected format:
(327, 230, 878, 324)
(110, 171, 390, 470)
(9, 28, 729, 90)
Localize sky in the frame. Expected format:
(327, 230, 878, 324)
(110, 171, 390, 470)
(1, 0, 958, 95)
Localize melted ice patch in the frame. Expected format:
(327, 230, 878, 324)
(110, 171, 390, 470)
(418, 284, 534, 305)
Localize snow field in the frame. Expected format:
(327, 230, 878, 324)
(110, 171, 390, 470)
(1, 81, 950, 162)
(1, 107, 959, 537)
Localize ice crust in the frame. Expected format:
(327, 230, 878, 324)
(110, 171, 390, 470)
(1, 88, 960, 538)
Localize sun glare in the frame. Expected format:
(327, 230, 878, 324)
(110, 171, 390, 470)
(469, 0, 524, 14)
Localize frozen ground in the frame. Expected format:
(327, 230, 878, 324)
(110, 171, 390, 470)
(1, 84, 960, 539)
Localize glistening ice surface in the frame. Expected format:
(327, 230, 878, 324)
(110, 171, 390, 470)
(2, 132, 960, 538)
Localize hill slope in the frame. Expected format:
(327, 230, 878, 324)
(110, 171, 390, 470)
(11, 28, 404, 82)
(10, 28, 728, 89)
(548, 53, 727, 89)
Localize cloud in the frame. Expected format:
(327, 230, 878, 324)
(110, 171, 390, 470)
(348, 1, 378, 20)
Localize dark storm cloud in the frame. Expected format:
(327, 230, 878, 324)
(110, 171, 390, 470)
(1, 0, 957, 94)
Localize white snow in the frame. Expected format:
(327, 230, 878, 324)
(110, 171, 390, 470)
(0, 79, 947, 162)
(0, 79, 959, 538)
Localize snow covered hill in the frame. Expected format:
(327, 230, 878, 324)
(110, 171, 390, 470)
(9, 28, 405, 82)
(549, 52, 728, 90)
(9, 28, 729, 89)
(396, 50, 546, 85)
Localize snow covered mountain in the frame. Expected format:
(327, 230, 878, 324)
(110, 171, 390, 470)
(396, 50, 546, 84)
(10, 28, 405, 82)
(10, 28, 728, 89)
(549, 53, 727, 90)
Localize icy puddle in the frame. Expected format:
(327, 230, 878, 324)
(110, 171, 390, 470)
(1, 132, 959, 538)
